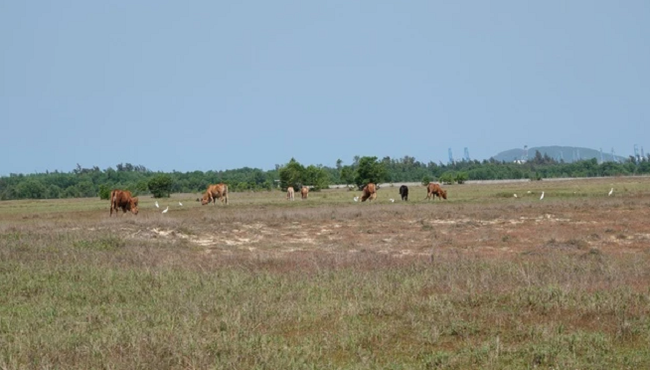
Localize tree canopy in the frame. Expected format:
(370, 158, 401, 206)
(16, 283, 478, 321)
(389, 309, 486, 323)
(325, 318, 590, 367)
(1, 154, 649, 200)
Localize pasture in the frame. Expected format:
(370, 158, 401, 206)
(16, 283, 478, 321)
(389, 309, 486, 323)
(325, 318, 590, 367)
(2, 177, 650, 369)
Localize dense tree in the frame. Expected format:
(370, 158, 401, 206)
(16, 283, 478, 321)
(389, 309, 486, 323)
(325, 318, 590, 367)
(279, 158, 306, 191)
(279, 159, 330, 191)
(354, 156, 388, 188)
(148, 174, 173, 198)
(1, 156, 649, 200)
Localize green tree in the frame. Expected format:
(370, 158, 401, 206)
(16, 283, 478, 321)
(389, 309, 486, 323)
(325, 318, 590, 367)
(98, 184, 112, 200)
(340, 166, 355, 186)
(148, 174, 173, 198)
(354, 156, 388, 188)
(279, 158, 306, 191)
(303, 165, 330, 191)
(439, 172, 454, 185)
(15, 180, 47, 199)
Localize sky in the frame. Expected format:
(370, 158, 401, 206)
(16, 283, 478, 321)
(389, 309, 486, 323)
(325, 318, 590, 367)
(1, 1, 648, 175)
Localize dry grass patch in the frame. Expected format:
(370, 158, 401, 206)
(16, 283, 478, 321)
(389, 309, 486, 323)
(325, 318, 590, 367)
(1, 177, 650, 368)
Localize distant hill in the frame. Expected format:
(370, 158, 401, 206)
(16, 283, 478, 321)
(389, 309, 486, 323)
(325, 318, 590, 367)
(491, 146, 627, 163)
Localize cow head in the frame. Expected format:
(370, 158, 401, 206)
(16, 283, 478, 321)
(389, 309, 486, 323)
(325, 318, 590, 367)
(130, 197, 139, 214)
(200, 193, 211, 205)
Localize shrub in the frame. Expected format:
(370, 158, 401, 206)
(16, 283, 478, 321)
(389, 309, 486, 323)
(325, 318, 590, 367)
(148, 174, 173, 198)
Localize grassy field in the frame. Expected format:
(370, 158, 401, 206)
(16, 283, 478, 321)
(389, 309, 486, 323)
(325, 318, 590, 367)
(1, 177, 650, 369)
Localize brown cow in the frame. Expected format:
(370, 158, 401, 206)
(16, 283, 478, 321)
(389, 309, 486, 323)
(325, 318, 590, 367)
(287, 186, 295, 201)
(361, 183, 377, 202)
(200, 183, 229, 205)
(109, 189, 139, 216)
(426, 182, 447, 200)
(300, 186, 309, 199)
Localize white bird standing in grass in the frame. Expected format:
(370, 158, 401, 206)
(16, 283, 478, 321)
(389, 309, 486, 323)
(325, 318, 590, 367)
(540, 191, 545, 200)
(389, 198, 395, 203)
(178, 201, 183, 206)
(513, 194, 518, 198)
(353, 196, 359, 202)
(162, 206, 169, 214)
(155, 201, 159, 208)
(608, 188, 614, 196)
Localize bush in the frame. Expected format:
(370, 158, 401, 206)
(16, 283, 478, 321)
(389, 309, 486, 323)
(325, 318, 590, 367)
(439, 172, 455, 185)
(148, 174, 173, 198)
(98, 184, 111, 200)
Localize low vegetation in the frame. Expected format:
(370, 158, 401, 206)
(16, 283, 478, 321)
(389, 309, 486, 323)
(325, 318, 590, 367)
(3, 152, 650, 200)
(1, 177, 650, 369)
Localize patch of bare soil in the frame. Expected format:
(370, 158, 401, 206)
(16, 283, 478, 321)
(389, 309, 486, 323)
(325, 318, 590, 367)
(123, 199, 650, 261)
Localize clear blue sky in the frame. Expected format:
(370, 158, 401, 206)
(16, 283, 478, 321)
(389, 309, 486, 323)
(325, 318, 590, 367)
(1, 1, 648, 175)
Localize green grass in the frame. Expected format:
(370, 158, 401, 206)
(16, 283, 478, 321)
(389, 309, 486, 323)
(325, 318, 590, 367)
(2, 247, 649, 369)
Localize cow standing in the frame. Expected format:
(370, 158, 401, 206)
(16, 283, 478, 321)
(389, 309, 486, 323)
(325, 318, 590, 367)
(361, 183, 377, 202)
(287, 186, 295, 201)
(109, 189, 139, 216)
(426, 182, 447, 200)
(399, 185, 409, 201)
(300, 186, 309, 199)
(201, 183, 229, 205)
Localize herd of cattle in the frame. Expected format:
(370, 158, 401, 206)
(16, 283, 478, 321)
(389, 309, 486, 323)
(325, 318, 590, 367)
(109, 182, 447, 216)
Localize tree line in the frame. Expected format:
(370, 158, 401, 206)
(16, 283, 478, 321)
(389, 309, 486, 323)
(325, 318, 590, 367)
(1, 151, 649, 200)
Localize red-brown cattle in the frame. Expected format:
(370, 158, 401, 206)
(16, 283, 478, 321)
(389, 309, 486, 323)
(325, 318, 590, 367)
(361, 183, 377, 202)
(109, 189, 139, 216)
(426, 182, 447, 200)
(201, 183, 229, 205)
(300, 186, 309, 199)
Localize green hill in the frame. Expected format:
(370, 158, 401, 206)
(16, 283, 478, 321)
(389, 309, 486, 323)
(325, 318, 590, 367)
(492, 146, 627, 163)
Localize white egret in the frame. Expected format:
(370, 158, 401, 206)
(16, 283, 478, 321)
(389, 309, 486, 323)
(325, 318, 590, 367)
(540, 192, 545, 200)
(389, 198, 395, 203)
(162, 206, 169, 214)
(178, 201, 183, 206)
(513, 194, 517, 198)
(608, 188, 613, 196)
(353, 196, 359, 202)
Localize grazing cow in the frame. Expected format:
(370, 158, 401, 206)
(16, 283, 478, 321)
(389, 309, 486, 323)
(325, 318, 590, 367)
(426, 182, 447, 200)
(109, 189, 139, 216)
(399, 185, 409, 201)
(200, 183, 229, 205)
(287, 186, 295, 201)
(361, 183, 377, 202)
(300, 186, 309, 199)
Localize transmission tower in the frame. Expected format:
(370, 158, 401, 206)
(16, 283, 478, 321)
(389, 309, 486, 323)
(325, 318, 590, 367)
(523, 145, 529, 161)
(634, 144, 640, 162)
(599, 148, 604, 163)
(611, 148, 617, 162)
(464, 147, 470, 162)
(448, 148, 454, 165)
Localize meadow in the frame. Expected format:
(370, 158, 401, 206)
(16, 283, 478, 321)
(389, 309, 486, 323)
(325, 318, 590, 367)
(1, 177, 650, 369)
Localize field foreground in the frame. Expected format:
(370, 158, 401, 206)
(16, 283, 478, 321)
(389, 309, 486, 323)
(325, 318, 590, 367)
(1, 178, 650, 369)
